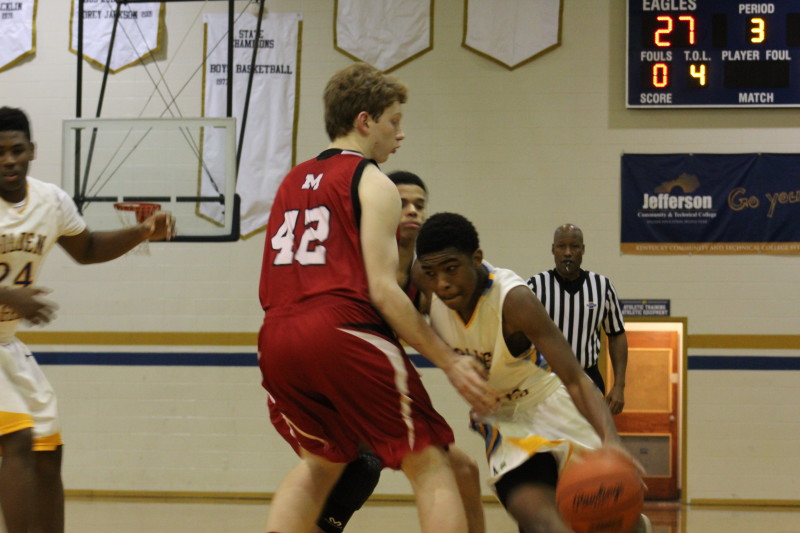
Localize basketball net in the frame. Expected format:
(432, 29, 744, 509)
(113, 202, 161, 255)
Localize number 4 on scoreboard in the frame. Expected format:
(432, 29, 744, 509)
(689, 63, 707, 87)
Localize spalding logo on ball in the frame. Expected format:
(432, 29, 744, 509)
(556, 448, 645, 533)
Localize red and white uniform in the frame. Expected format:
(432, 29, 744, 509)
(0, 177, 87, 450)
(259, 149, 453, 469)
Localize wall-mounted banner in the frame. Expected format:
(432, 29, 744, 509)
(335, 0, 432, 72)
(621, 153, 800, 255)
(462, 0, 562, 70)
(202, 12, 301, 237)
(69, 0, 162, 73)
(0, 0, 36, 73)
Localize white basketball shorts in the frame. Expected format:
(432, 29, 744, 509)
(0, 338, 62, 451)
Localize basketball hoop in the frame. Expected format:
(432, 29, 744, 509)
(114, 201, 161, 255)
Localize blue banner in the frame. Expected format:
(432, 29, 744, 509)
(621, 154, 800, 255)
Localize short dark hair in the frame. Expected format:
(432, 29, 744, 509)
(387, 170, 427, 193)
(0, 107, 31, 140)
(323, 63, 408, 141)
(416, 212, 480, 257)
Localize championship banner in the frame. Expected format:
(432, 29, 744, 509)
(69, 0, 162, 73)
(0, 0, 36, 73)
(621, 154, 800, 255)
(462, 0, 562, 70)
(335, 0, 432, 72)
(202, 12, 301, 237)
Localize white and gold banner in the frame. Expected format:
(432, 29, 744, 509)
(69, 0, 163, 73)
(202, 12, 301, 237)
(463, 0, 562, 70)
(335, 0, 432, 72)
(0, 0, 37, 73)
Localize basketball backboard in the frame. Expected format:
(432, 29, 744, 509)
(61, 117, 239, 241)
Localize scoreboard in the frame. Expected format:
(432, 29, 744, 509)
(627, 0, 800, 107)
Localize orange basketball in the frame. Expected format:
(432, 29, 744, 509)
(556, 448, 644, 533)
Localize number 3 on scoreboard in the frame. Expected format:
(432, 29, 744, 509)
(271, 206, 331, 266)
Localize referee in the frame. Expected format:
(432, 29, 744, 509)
(527, 223, 629, 415)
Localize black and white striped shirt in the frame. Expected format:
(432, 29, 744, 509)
(526, 269, 625, 368)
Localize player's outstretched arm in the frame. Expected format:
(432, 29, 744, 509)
(57, 212, 175, 264)
(359, 165, 498, 413)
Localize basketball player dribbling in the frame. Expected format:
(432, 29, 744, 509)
(258, 64, 498, 533)
(414, 212, 651, 533)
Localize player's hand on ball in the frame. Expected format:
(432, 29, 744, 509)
(600, 443, 647, 483)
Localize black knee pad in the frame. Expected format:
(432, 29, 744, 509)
(317, 452, 383, 533)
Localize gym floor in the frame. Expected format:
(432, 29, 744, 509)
(60, 497, 800, 533)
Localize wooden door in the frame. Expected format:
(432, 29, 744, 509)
(606, 330, 680, 500)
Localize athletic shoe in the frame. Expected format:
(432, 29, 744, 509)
(638, 513, 652, 533)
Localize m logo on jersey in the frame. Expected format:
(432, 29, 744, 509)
(302, 173, 323, 190)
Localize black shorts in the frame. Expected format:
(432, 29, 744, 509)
(495, 452, 559, 508)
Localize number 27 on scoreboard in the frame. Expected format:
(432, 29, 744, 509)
(628, 1, 800, 107)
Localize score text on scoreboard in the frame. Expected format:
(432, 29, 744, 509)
(627, 0, 800, 107)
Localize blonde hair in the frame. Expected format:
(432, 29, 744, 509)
(323, 63, 408, 141)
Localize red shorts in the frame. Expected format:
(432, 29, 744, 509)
(259, 299, 454, 470)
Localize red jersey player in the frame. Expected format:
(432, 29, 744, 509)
(258, 64, 497, 533)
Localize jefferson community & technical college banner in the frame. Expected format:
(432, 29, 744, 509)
(621, 153, 800, 255)
(202, 12, 301, 237)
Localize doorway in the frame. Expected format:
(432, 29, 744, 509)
(603, 319, 686, 501)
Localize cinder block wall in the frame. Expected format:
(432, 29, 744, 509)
(4, 0, 798, 503)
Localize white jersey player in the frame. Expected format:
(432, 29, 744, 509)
(427, 263, 602, 484)
(0, 106, 175, 533)
(415, 212, 651, 533)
